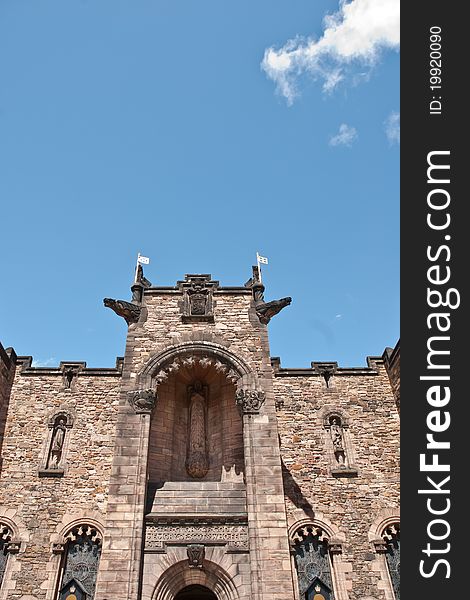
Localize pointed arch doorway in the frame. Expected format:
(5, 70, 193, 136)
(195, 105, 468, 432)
(174, 584, 218, 600)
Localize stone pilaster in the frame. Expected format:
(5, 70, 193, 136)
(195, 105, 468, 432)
(94, 382, 156, 600)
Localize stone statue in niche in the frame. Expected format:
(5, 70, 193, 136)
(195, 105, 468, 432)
(330, 416, 346, 465)
(186, 381, 209, 478)
(47, 417, 67, 469)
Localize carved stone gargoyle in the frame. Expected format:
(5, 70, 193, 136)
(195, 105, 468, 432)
(255, 297, 292, 325)
(103, 298, 141, 325)
(246, 265, 292, 325)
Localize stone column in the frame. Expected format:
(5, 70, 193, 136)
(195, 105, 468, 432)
(94, 387, 156, 600)
(237, 385, 295, 600)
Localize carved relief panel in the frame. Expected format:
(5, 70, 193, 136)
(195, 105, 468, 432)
(178, 274, 218, 322)
(186, 382, 209, 478)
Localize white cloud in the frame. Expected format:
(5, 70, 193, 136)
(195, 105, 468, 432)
(261, 0, 400, 104)
(32, 357, 56, 367)
(384, 111, 400, 144)
(329, 123, 357, 147)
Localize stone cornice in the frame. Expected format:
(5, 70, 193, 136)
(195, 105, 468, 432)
(143, 287, 252, 295)
(16, 357, 124, 377)
(274, 368, 379, 377)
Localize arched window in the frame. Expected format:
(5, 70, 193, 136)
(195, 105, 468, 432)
(293, 525, 335, 600)
(382, 523, 400, 600)
(56, 524, 102, 600)
(0, 523, 13, 588)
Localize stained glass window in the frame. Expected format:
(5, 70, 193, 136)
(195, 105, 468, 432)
(383, 523, 400, 600)
(58, 525, 102, 600)
(0, 523, 13, 588)
(293, 526, 334, 600)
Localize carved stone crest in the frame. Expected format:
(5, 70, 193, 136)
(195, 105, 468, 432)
(187, 544, 205, 568)
(235, 389, 266, 414)
(178, 274, 218, 323)
(127, 389, 157, 414)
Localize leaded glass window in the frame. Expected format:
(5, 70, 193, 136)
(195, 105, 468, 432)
(293, 526, 334, 600)
(0, 523, 13, 588)
(58, 524, 102, 600)
(383, 523, 400, 600)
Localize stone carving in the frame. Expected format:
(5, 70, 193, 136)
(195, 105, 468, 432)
(330, 416, 345, 465)
(178, 274, 218, 322)
(312, 362, 338, 388)
(235, 389, 266, 414)
(145, 522, 249, 551)
(246, 265, 292, 324)
(128, 389, 157, 414)
(187, 544, 205, 568)
(63, 367, 76, 389)
(103, 297, 141, 325)
(186, 382, 209, 478)
(255, 297, 292, 325)
(47, 417, 67, 469)
(153, 355, 240, 387)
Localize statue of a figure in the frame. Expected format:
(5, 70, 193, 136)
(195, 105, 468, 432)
(186, 381, 209, 478)
(330, 417, 345, 465)
(48, 418, 66, 469)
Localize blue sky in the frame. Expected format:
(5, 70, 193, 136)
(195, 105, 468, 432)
(0, 0, 399, 368)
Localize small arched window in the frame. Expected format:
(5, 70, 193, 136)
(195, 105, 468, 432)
(0, 523, 13, 588)
(383, 523, 400, 599)
(57, 524, 102, 600)
(293, 525, 334, 600)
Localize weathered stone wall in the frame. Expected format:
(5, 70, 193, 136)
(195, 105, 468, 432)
(0, 362, 121, 599)
(273, 358, 400, 600)
(0, 273, 399, 600)
(94, 281, 295, 600)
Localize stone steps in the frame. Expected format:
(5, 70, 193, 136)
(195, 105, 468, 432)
(146, 481, 247, 515)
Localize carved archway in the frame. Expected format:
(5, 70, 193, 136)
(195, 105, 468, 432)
(137, 340, 258, 392)
(152, 559, 239, 600)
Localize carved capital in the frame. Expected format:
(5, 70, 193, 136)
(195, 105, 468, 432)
(127, 389, 158, 414)
(187, 544, 205, 568)
(235, 389, 266, 414)
(373, 538, 388, 553)
(329, 539, 343, 554)
(52, 542, 65, 554)
(5, 541, 20, 554)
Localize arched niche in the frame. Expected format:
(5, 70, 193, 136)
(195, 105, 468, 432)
(147, 356, 245, 484)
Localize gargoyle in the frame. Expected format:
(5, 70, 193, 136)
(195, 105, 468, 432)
(255, 296, 292, 324)
(103, 298, 141, 325)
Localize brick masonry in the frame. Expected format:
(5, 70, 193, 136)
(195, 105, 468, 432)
(0, 274, 399, 600)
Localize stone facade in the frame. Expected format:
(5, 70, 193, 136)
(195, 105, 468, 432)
(0, 271, 399, 600)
